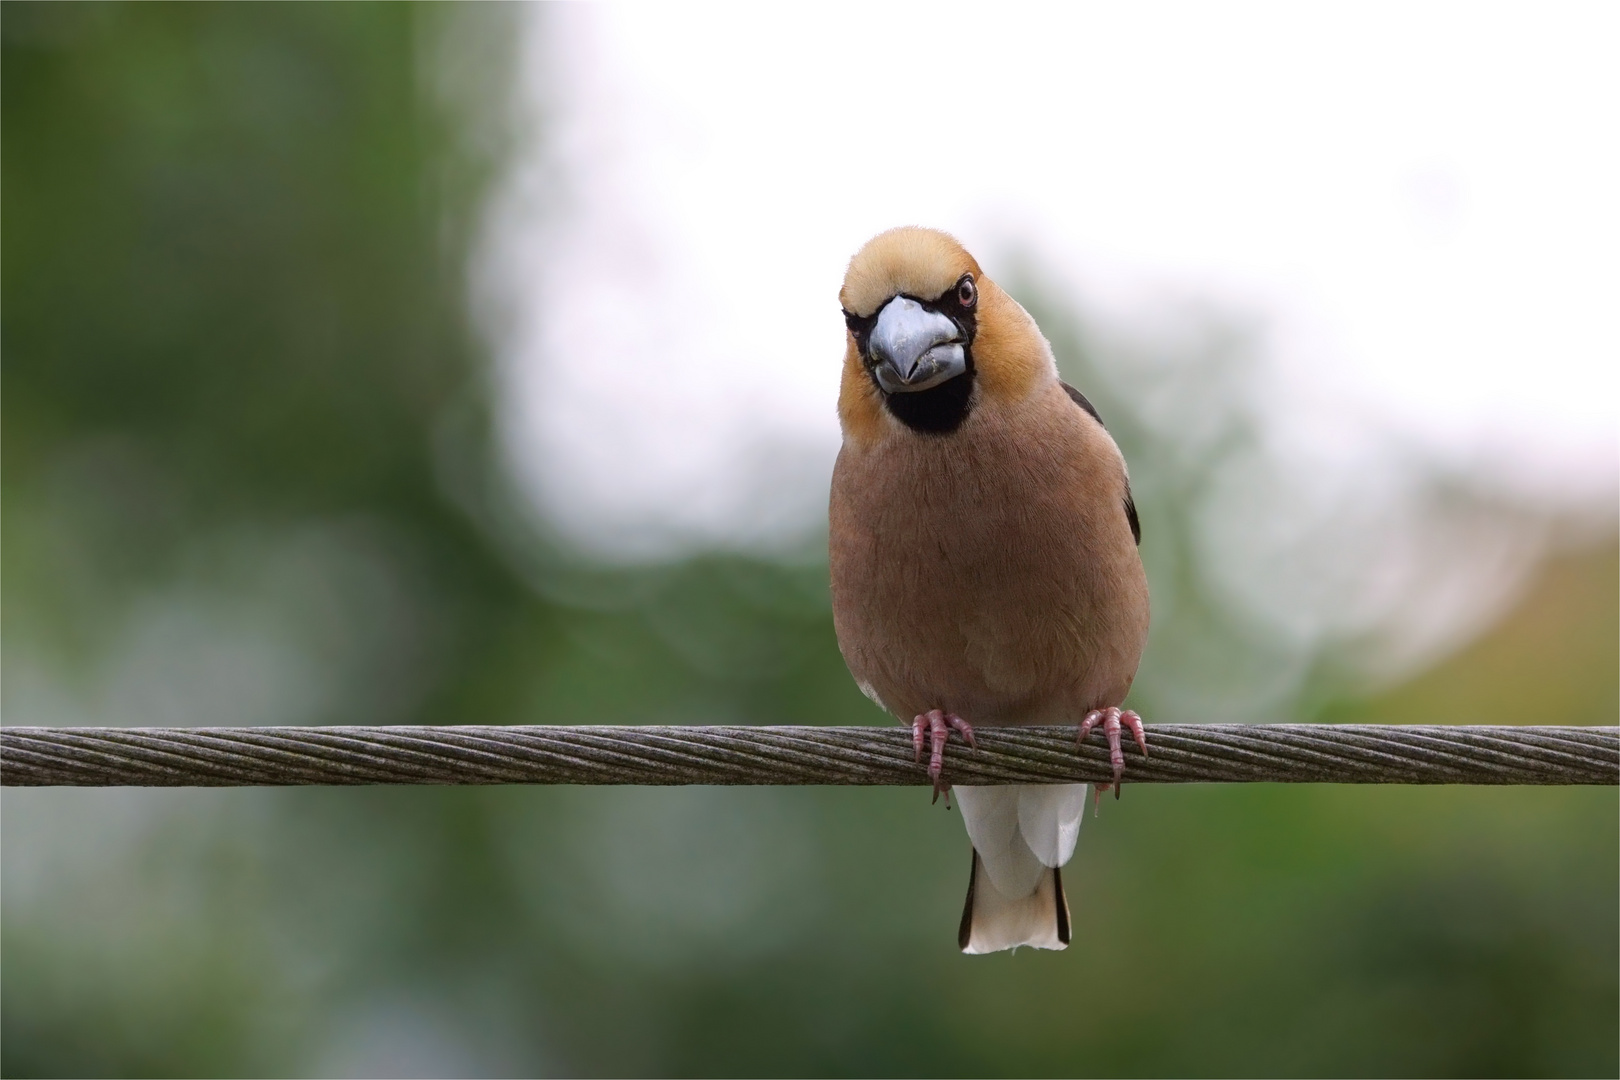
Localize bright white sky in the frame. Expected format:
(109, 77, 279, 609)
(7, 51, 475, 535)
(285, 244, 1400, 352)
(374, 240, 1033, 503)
(479, 3, 1618, 558)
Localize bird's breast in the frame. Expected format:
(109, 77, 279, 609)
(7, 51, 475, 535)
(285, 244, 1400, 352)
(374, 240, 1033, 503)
(829, 391, 1148, 725)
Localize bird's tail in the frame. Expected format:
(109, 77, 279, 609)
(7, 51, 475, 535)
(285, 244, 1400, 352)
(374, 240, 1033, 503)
(953, 783, 1087, 954)
(958, 851, 1071, 953)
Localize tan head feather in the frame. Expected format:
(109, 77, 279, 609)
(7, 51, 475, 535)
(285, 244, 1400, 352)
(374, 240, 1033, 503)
(839, 227, 980, 318)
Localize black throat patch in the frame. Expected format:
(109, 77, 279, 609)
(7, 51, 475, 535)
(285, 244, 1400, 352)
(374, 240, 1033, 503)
(881, 364, 975, 434)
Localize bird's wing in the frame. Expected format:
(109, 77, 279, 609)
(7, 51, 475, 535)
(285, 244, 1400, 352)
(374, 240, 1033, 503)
(1061, 380, 1141, 546)
(1060, 381, 1105, 426)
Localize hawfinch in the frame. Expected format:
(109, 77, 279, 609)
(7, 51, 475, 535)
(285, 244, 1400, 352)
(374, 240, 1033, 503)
(829, 227, 1150, 954)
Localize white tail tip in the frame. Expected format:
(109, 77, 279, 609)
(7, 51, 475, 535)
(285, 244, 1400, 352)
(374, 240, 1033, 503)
(958, 850, 1071, 954)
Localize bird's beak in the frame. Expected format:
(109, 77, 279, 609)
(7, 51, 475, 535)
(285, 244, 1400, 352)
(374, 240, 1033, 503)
(867, 296, 966, 394)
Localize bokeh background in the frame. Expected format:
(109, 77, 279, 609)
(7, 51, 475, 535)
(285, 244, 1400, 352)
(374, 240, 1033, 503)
(3, 4, 1615, 1077)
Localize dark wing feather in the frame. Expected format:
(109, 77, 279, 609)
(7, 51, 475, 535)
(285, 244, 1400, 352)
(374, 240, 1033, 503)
(1060, 381, 1104, 426)
(1062, 382, 1141, 546)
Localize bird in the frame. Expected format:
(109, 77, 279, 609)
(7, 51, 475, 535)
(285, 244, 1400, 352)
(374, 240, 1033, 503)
(828, 227, 1150, 954)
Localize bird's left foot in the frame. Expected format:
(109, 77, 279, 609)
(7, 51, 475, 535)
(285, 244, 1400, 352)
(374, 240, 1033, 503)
(1078, 707, 1147, 804)
(913, 709, 976, 803)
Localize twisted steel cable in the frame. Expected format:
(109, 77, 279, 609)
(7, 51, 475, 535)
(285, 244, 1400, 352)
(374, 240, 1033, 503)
(2, 724, 1615, 787)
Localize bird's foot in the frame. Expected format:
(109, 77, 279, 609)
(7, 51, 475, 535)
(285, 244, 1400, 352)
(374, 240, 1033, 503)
(1078, 707, 1148, 807)
(913, 709, 976, 804)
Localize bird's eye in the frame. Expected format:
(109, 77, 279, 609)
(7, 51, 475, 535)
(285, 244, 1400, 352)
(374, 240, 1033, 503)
(957, 276, 977, 308)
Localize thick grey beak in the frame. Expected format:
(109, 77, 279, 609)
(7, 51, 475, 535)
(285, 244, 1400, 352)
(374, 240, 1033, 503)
(868, 296, 966, 394)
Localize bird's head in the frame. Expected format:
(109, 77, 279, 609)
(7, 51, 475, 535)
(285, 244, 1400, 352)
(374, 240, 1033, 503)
(838, 227, 1053, 444)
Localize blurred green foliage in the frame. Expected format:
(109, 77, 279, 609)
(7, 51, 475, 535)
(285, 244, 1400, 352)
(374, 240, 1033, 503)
(2, 4, 1615, 1078)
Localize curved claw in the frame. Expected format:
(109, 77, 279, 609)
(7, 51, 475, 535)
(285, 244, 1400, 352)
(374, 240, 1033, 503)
(1078, 707, 1149, 805)
(1123, 710, 1148, 758)
(914, 709, 975, 803)
(946, 713, 977, 749)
